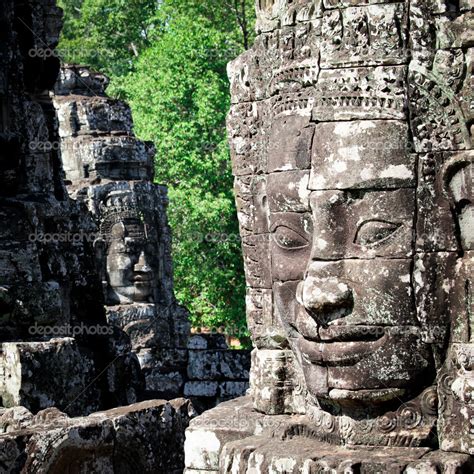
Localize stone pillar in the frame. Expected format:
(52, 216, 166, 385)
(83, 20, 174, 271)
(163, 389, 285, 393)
(0, 0, 141, 416)
(0, 2, 196, 470)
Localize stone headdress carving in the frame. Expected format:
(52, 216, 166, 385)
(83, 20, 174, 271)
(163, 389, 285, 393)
(99, 192, 146, 243)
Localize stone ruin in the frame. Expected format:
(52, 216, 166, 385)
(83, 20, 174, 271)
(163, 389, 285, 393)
(0, 0, 198, 471)
(1, 0, 473, 472)
(52, 64, 191, 401)
(0, 0, 144, 418)
(185, 0, 474, 472)
(52, 64, 251, 411)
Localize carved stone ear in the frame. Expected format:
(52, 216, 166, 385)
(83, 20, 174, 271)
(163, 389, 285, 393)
(442, 153, 473, 200)
(442, 153, 474, 251)
(93, 237, 107, 283)
(110, 221, 126, 238)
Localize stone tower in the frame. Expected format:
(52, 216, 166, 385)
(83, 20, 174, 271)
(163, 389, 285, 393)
(52, 65, 251, 409)
(0, 2, 193, 471)
(52, 64, 191, 399)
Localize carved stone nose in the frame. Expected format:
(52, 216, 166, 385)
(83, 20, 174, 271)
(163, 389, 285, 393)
(134, 251, 152, 273)
(301, 276, 353, 325)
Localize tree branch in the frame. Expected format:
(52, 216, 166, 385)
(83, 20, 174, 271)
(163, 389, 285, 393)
(223, 0, 250, 50)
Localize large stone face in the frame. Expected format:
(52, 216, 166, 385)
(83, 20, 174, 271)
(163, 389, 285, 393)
(187, 0, 474, 470)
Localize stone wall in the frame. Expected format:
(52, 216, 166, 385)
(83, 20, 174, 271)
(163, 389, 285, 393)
(0, 0, 143, 416)
(0, 1, 194, 471)
(186, 334, 250, 413)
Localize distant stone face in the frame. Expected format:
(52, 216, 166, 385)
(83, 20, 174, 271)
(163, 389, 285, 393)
(98, 188, 162, 306)
(53, 66, 250, 408)
(203, 0, 474, 466)
(106, 218, 156, 304)
(52, 65, 192, 400)
(0, 1, 247, 469)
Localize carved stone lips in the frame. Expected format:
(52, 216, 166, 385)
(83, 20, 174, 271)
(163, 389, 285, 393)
(133, 274, 153, 284)
(298, 328, 388, 366)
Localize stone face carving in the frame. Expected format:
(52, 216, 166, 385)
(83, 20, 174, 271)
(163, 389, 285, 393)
(186, 0, 474, 471)
(0, 4, 199, 471)
(0, 0, 244, 469)
(53, 66, 250, 408)
(98, 188, 163, 306)
(53, 65, 191, 400)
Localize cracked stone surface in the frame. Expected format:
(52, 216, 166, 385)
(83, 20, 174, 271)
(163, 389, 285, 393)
(0, 0, 143, 416)
(0, 398, 195, 473)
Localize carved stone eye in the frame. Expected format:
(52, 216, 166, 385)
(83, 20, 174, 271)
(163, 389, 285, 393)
(272, 225, 309, 250)
(355, 220, 401, 247)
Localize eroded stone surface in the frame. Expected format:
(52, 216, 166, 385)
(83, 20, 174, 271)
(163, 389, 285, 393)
(0, 399, 195, 473)
(0, 338, 99, 416)
(438, 344, 474, 455)
(250, 349, 306, 415)
(309, 121, 415, 191)
(1, 1, 248, 470)
(0, 0, 141, 415)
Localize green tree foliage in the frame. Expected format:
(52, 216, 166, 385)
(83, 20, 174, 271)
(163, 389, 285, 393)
(57, 0, 157, 76)
(58, 0, 255, 342)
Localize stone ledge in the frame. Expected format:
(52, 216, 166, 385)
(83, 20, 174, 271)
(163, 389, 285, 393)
(0, 398, 195, 472)
(185, 395, 299, 471)
(221, 435, 474, 473)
